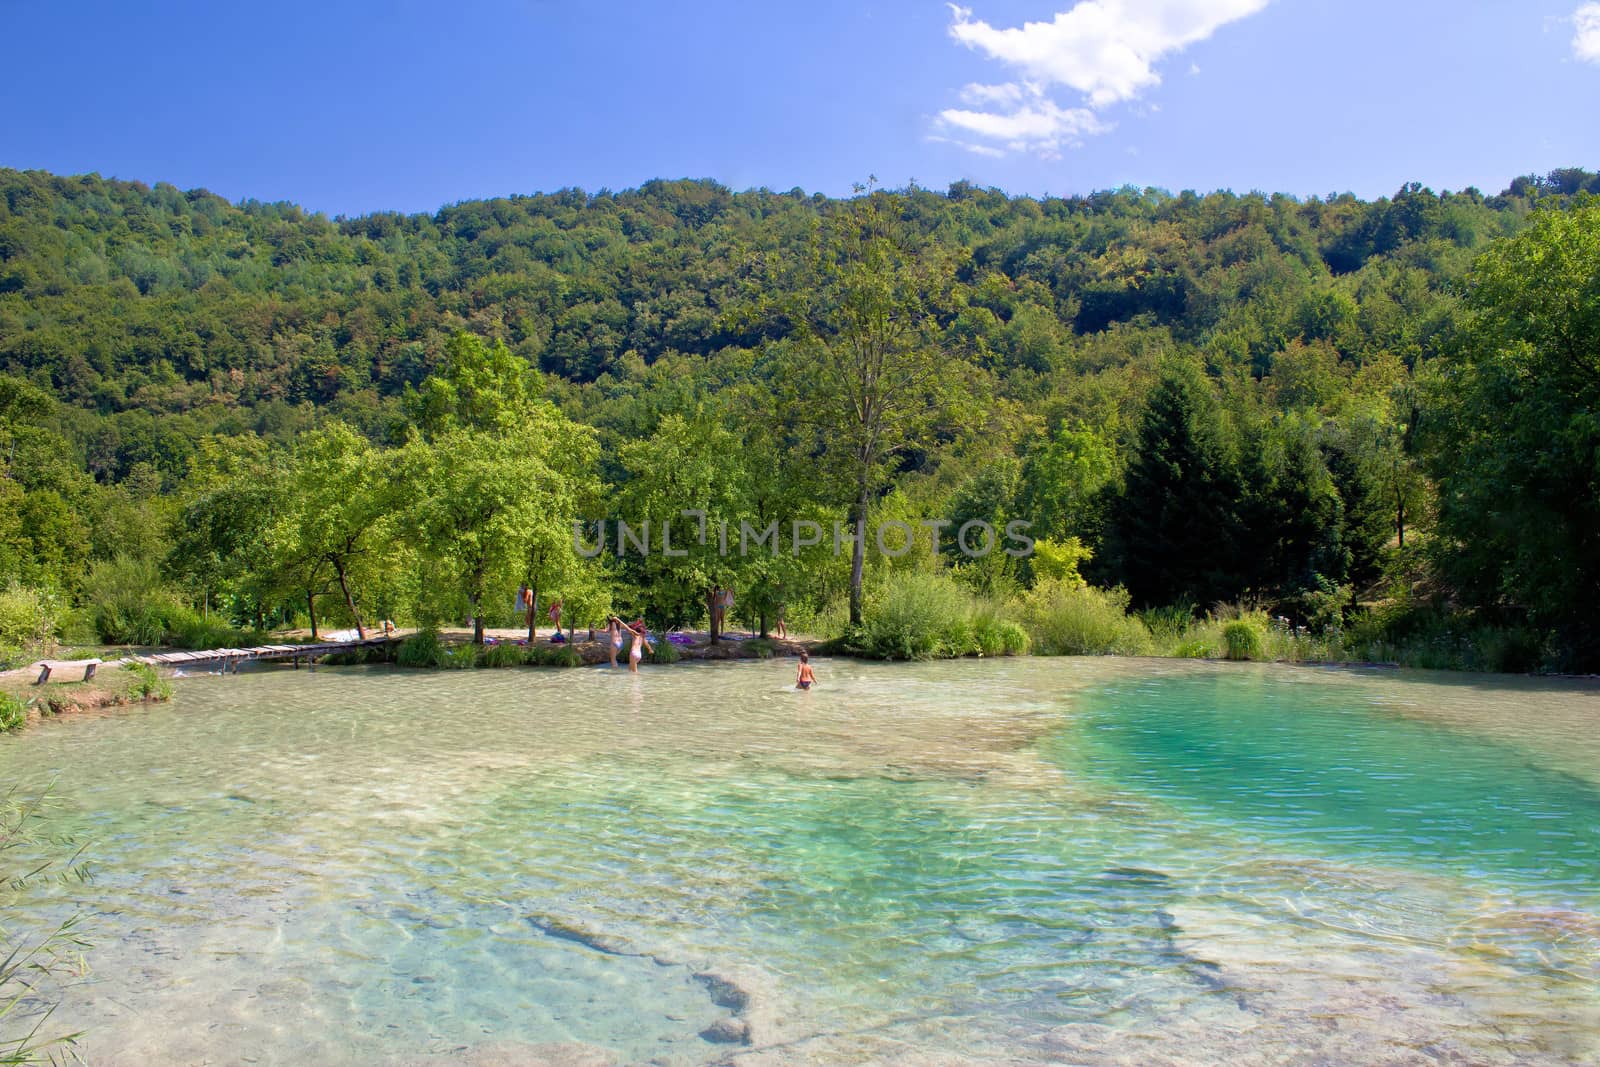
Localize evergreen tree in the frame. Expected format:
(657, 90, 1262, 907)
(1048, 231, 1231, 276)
(1110, 360, 1246, 609)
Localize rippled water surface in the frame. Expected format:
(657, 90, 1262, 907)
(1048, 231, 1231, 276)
(4, 658, 1599, 1065)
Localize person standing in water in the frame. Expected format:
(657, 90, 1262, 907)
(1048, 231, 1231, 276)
(795, 651, 816, 690)
(606, 615, 624, 668)
(627, 618, 653, 673)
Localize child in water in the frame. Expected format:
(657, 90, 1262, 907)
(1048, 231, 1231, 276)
(795, 652, 816, 690)
(627, 619, 653, 673)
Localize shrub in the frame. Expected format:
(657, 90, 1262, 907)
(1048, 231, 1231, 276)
(533, 645, 584, 668)
(1475, 627, 1547, 674)
(56, 607, 99, 647)
(0, 583, 60, 662)
(396, 628, 448, 669)
(1222, 619, 1266, 661)
(439, 644, 476, 670)
(166, 611, 257, 652)
(478, 642, 529, 668)
(121, 661, 173, 702)
(861, 572, 975, 660)
(319, 645, 392, 666)
(86, 557, 184, 646)
(648, 638, 681, 664)
(1021, 581, 1153, 656)
(0, 692, 25, 732)
(743, 638, 776, 659)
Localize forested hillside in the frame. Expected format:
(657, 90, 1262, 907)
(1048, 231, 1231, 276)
(2, 166, 1597, 671)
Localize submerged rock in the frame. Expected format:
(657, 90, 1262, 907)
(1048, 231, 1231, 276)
(698, 1016, 751, 1045)
(694, 970, 752, 1012)
(525, 916, 640, 958)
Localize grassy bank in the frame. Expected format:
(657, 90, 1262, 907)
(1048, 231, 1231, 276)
(1, 661, 173, 732)
(822, 571, 1568, 675)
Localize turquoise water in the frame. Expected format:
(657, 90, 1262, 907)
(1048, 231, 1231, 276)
(2, 658, 1598, 1064)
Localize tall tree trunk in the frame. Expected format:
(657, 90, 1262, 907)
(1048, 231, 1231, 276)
(759, 611, 769, 639)
(1396, 489, 1407, 550)
(527, 578, 539, 642)
(849, 480, 869, 627)
(471, 563, 486, 645)
(307, 590, 319, 640)
(335, 563, 366, 639)
(708, 589, 720, 643)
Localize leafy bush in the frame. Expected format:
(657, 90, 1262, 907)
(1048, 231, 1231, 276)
(1029, 537, 1092, 585)
(121, 661, 173, 702)
(55, 607, 99, 647)
(319, 645, 393, 666)
(438, 644, 476, 669)
(396, 628, 449, 669)
(1020, 581, 1153, 656)
(1475, 627, 1547, 674)
(647, 638, 681, 664)
(479, 642, 529, 668)
(860, 572, 975, 660)
(743, 638, 776, 659)
(1339, 602, 1553, 673)
(0, 692, 25, 732)
(0, 584, 60, 664)
(166, 611, 258, 652)
(85, 557, 184, 646)
(1222, 619, 1266, 661)
(533, 645, 584, 668)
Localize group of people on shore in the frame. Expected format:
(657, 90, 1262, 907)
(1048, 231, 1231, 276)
(510, 583, 811, 686)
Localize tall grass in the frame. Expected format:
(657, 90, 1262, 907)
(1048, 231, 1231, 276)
(1342, 603, 1549, 672)
(478, 642, 529, 668)
(858, 572, 1028, 660)
(2, 786, 90, 1064)
(120, 661, 173, 702)
(1221, 619, 1265, 661)
(0, 693, 24, 733)
(1019, 581, 1153, 656)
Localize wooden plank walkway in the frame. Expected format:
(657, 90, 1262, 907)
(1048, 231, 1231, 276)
(123, 635, 400, 674)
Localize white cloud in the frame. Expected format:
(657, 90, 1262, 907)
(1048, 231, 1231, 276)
(1575, 3, 1600, 63)
(960, 81, 1025, 106)
(939, 83, 1110, 159)
(936, 0, 1269, 157)
(928, 134, 1011, 158)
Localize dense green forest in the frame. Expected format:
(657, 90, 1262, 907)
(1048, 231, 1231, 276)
(1, 165, 1597, 673)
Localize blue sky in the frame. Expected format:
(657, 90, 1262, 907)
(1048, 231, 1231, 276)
(3, 0, 1597, 215)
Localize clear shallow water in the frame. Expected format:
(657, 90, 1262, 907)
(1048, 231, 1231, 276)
(3, 658, 1599, 1065)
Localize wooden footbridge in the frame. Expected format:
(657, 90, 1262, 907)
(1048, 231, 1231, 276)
(129, 635, 402, 674)
(31, 635, 403, 684)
